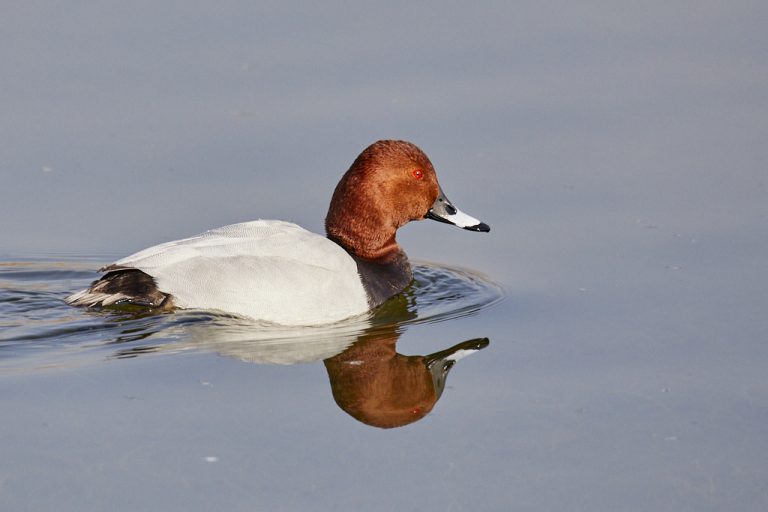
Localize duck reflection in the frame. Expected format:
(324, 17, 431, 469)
(325, 332, 488, 428)
(111, 293, 490, 429)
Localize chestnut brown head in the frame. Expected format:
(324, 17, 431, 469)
(325, 140, 489, 261)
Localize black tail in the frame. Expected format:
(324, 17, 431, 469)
(66, 269, 172, 310)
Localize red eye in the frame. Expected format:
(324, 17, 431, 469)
(412, 168, 424, 180)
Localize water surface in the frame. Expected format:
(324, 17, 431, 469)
(2, 1, 768, 511)
(1, 259, 502, 373)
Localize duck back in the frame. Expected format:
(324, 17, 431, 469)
(67, 220, 370, 325)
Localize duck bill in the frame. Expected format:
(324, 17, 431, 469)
(425, 187, 490, 232)
(424, 337, 490, 401)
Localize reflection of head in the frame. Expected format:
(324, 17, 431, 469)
(324, 331, 489, 429)
(325, 335, 434, 428)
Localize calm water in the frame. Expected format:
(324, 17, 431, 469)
(3, 232, 767, 511)
(3, 1, 768, 511)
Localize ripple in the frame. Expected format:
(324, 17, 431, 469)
(0, 259, 503, 370)
(373, 262, 504, 325)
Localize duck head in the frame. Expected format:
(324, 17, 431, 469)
(325, 140, 489, 261)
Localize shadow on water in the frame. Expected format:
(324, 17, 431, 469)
(1, 259, 504, 428)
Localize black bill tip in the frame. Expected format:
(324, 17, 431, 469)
(465, 222, 490, 233)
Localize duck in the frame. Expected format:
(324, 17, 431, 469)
(66, 140, 490, 325)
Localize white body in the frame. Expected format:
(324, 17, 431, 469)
(106, 220, 370, 326)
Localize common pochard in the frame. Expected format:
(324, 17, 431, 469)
(66, 140, 489, 325)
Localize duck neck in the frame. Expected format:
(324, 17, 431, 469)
(326, 222, 402, 263)
(326, 225, 413, 308)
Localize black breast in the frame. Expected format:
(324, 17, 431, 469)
(351, 250, 413, 308)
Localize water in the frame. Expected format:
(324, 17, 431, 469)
(3, 232, 767, 511)
(3, 1, 768, 510)
(1, 256, 511, 510)
(0, 259, 503, 373)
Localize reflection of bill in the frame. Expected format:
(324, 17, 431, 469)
(325, 334, 489, 429)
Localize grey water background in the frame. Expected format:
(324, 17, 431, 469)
(2, 1, 768, 511)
